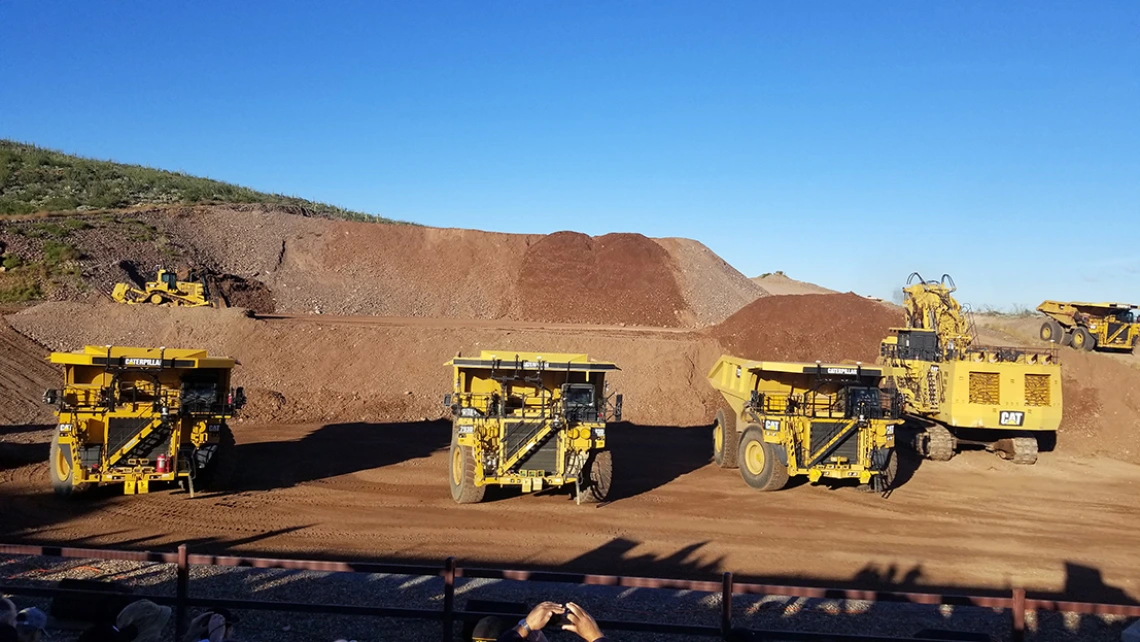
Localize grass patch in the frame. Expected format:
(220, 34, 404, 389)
(0, 140, 410, 224)
(0, 275, 42, 302)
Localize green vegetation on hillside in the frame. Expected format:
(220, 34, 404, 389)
(0, 140, 405, 223)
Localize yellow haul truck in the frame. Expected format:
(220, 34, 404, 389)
(44, 345, 246, 496)
(444, 351, 622, 505)
(1036, 300, 1138, 352)
(879, 274, 1062, 464)
(707, 356, 903, 493)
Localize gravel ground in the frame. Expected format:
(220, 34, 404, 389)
(1, 555, 1132, 642)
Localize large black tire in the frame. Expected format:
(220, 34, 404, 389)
(195, 423, 237, 491)
(1039, 320, 1063, 343)
(871, 448, 899, 493)
(449, 430, 485, 504)
(578, 449, 613, 504)
(713, 408, 738, 469)
(1071, 327, 1096, 351)
(737, 425, 788, 492)
(49, 434, 86, 498)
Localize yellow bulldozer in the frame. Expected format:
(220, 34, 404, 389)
(1036, 300, 1138, 352)
(708, 356, 902, 493)
(444, 351, 622, 504)
(878, 273, 1062, 464)
(43, 345, 246, 496)
(111, 268, 214, 307)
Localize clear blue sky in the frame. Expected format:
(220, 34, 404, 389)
(2, 2, 1137, 308)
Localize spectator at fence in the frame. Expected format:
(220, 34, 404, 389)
(116, 600, 171, 642)
(182, 608, 239, 642)
(0, 599, 15, 628)
(497, 602, 606, 642)
(14, 608, 46, 642)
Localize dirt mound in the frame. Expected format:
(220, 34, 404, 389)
(751, 273, 837, 296)
(510, 232, 688, 327)
(655, 238, 768, 326)
(0, 319, 58, 426)
(1055, 352, 1140, 463)
(710, 293, 900, 363)
(1, 206, 764, 326)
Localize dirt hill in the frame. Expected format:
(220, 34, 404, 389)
(0, 206, 766, 327)
(751, 272, 837, 296)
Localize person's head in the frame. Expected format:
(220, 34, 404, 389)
(182, 608, 238, 642)
(14, 608, 46, 642)
(470, 616, 508, 642)
(116, 600, 171, 642)
(0, 600, 16, 628)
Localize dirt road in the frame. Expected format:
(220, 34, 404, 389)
(3, 421, 1137, 602)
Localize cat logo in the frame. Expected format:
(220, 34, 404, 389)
(999, 411, 1025, 427)
(764, 419, 781, 431)
(124, 357, 162, 367)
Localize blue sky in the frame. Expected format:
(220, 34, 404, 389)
(2, 2, 1137, 308)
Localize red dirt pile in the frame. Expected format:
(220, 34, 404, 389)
(0, 319, 58, 426)
(710, 293, 901, 363)
(511, 232, 688, 327)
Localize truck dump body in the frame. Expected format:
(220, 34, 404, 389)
(46, 345, 244, 496)
(708, 356, 901, 492)
(445, 351, 620, 504)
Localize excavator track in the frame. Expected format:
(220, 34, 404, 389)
(995, 437, 1039, 465)
(913, 422, 956, 461)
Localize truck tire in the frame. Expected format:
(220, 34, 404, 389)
(1039, 320, 1063, 343)
(578, 450, 613, 504)
(713, 408, 738, 469)
(449, 430, 485, 504)
(871, 448, 899, 493)
(1071, 327, 1095, 351)
(737, 425, 788, 492)
(49, 434, 87, 498)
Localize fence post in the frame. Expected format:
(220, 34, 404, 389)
(175, 544, 189, 639)
(720, 572, 733, 639)
(442, 557, 456, 642)
(1011, 587, 1026, 642)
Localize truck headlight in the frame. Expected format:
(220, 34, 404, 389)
(594, 428, 605, 438)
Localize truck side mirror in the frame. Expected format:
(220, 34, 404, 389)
(613, 394, 623, 422)
(43, 389, 58, 406)
(443, 394, 453, 407)
(232, 387, 247, 410)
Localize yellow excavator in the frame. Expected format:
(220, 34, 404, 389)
(878, 273, 1062, 464)
(112, 268, 215, 307)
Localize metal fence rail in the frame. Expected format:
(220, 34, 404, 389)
(2, 543, 1138, 642)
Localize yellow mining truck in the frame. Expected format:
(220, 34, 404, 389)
(112, 269, 213, 307)
(444, 351, 622, 504)
(879, 274, 1062, 464)
(44, 345, 246, 496)
(708, 357, 903, 493)
(1036, 300, 1138, 352)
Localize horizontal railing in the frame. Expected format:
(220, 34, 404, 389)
(2, 543, 1139, 642)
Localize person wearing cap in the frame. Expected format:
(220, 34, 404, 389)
(182, 608, 238, 642)
(0, 600, 16, 628)
(14, 608, 47, 642)
(116, 600, 171, 642)
(0, 599, 17, 642)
